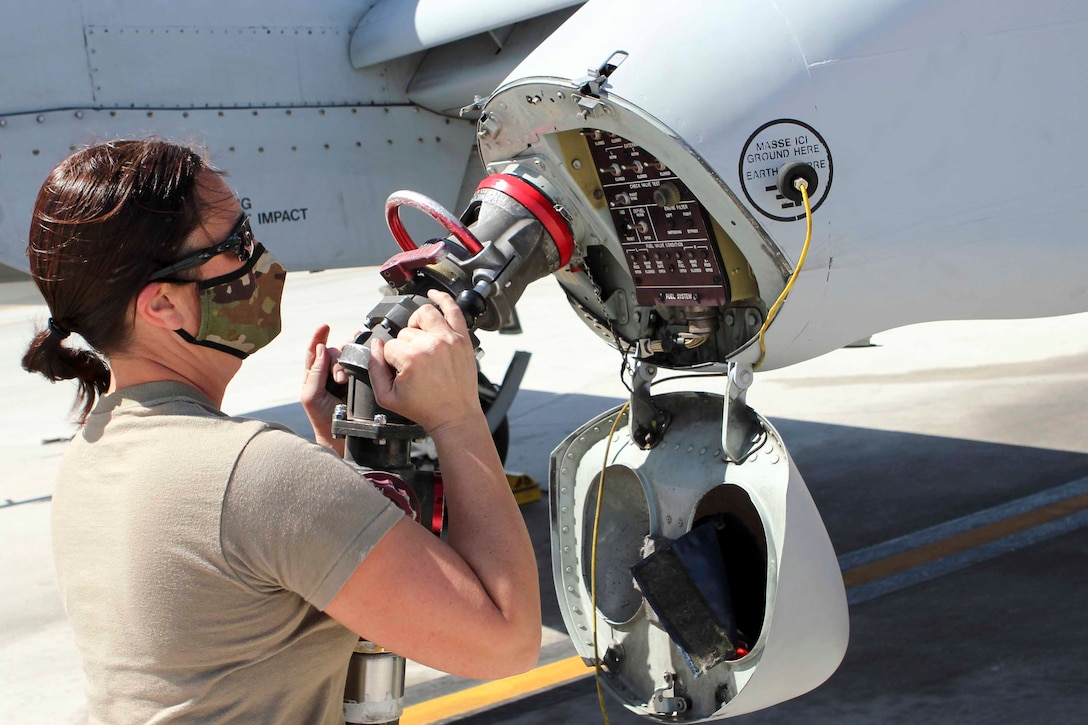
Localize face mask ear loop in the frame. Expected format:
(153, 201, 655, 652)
(171, 328, 250, 359)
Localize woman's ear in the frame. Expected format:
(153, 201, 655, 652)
(135, 281, 196, 332)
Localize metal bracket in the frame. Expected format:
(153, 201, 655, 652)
(630, 360, 671, 449)
(573, 50, 629, 98)
(459, 95, 487, 118)
(476, 110, 502, 139)
(649, 671, 689, 716)
(330, 416, 424, 442)
(722, 362, 766, 463)
(498, 306, 523, 334)
(484, 350, 531, 434)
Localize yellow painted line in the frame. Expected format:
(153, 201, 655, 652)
(842, 491, 1088, 588)
(405, 488, 1088, 723)
(400, 655, 594, 725)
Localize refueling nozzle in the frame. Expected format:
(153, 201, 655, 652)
(331, 172, 574, 428)
(379, 173, 574, 331)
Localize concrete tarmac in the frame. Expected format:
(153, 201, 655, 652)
(3, 267, 1087, 723)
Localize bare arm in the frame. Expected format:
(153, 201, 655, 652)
(323, 291, 541, 679)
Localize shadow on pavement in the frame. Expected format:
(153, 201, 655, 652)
(438, 397, 1088, 724)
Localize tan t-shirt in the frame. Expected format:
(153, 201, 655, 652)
(51, 381, 404, 724)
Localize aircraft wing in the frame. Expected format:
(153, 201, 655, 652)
(0, 0, 583, 274)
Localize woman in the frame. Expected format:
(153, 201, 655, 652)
(21, 140, 541, 723)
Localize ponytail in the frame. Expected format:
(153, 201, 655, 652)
(22, 324, 110, 423)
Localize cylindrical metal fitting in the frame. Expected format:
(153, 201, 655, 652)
(343, 641, 405, 724)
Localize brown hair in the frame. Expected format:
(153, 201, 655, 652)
(21, 139, 212, 421)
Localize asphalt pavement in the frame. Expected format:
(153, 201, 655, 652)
(3, 267, 1087, 724)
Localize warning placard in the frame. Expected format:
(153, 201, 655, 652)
(738, 119, 833, 222)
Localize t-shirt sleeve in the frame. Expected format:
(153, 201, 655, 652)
(220, 426, 407, 610)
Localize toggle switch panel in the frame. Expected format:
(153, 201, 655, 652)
(584, 129, 730, 307)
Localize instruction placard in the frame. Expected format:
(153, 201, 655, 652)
(738, 119, 833, 222)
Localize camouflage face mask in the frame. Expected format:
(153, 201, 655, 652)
(175, 244, 287, 359)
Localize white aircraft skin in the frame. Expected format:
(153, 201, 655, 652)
(4, 0, 1088, 721)
(489, 0, 1088, 371)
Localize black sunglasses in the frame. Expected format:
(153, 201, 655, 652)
(148, 215, 256, 282)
